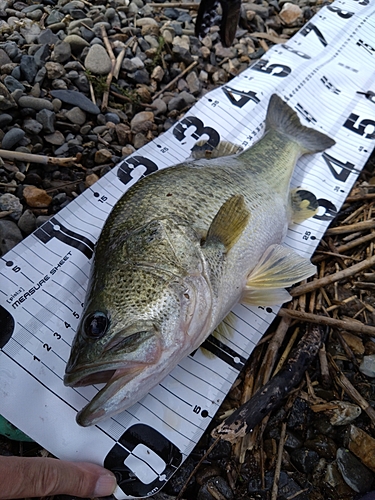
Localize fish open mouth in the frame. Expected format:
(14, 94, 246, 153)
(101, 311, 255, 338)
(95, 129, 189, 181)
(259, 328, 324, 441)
(64, 364, 145, 426)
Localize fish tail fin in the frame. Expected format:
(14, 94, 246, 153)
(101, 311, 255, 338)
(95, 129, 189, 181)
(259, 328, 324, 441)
(266, 94, 335, 154)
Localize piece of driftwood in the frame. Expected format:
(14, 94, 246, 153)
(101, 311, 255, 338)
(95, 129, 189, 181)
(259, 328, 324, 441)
(212, 324, 324, 443)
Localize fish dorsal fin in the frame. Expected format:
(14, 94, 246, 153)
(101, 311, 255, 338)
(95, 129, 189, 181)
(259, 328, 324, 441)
(290, 188, 319, 224)
(241, 244, 316, 306)
(191, 140, 243, 160)
(205, 194, 250, 252)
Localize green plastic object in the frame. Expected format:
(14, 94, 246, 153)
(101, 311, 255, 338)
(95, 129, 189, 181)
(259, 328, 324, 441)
(0, 414, 34, 442)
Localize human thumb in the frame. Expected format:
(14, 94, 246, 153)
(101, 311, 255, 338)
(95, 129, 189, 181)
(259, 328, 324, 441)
(0, 456, 117, 499)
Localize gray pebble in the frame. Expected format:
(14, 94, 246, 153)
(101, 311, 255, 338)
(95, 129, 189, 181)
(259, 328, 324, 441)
(0, 114, 13, 127)
(168, 91, 196, 111)
(51, 40, 71, 63)
(105, 112, 120, 124)
(37, 28, 59, 45)
(64, 34, 90, 53)
(4, 74, 24, 92)
(23, 117, 43, 135)
(11, 88, 23, 102)
(1, 128, 25, 149)
(36, 215, 51, 227)
(0, 48, 11, 66)
(34, 44, 50, 67)
(18, 96, 54, 111)
(22, 4, 44, 13)
(65, 106, 86, 125)
(50, 89, 100, 114)
(36, 108, 55, 134)
(0, 220, 23, 257)
(17, 208, 36, 234)
(84, 43, 112, 75)
(45, 61, 66, 79)
(20, 54, 38, 83)
(359, 355, 375, 377)
(0, 81, 16, 110)
(34, 66, 47, 85)
(46, 10, 65, 26)
(337, 448, 375, 493)
(0, 193, 23, 221)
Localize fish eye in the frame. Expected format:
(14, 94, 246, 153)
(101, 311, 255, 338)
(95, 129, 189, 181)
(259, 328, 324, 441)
(83, 312, 109, 339)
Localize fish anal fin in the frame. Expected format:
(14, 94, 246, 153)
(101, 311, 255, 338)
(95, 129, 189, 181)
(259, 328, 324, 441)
(205, 194, 250, 252)
(291, 188, 319, 224)
(214, 311, 237, 340)
(191, 140, 243, 160)
(241, 244, 316, 306)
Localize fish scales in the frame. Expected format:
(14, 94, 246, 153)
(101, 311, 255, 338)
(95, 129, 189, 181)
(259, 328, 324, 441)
(64, 95, 335, 426)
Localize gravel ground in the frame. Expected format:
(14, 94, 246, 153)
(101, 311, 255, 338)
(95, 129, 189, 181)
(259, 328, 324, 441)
(2, 0, 375, 499)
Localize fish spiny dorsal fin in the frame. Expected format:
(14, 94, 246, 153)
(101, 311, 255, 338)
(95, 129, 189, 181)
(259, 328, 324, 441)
(290, 188, 319, 224)
(191, 140, 243, 160)
(266, 94, 336, 154)
(241, 244, 316, 306)
(205, 194, 250, 252)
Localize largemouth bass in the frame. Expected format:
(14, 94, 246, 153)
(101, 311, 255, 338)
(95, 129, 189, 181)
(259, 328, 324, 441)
(64, 94, 335, 427)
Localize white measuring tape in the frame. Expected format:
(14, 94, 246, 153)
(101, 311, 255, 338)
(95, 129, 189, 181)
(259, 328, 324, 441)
(1, 1, 375, 497)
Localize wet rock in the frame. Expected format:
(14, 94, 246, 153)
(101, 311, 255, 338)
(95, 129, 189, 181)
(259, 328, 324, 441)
(0, 193, 23, 221)
(1, 128, 25, 149)
(290, 448, 320, 475)
(50, 89, 100, 114)
(0, 220, 23, 256)
(360, 354, 375, 377)
(198, 476, 234, 500)
(84, 43, 112, 75)
(337, 448, 375, 493)
(329, 401, 361, 426)
(17, 208, 36, 234)
(23, 186, 52, 208)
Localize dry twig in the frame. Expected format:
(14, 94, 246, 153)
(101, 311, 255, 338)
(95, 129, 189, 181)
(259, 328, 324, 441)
(278, 308, 375, 335)
(152, 61, 198, 100)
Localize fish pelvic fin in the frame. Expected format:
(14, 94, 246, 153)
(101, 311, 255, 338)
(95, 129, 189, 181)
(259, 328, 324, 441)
(205, 194, 250, 252)
(290, 188, 319, 224)
(191, 140, 243, 160)
(266, 94, 336, 154)
(241, 244, 316, 306)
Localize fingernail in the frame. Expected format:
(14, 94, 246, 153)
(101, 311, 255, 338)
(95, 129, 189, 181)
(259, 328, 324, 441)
(94, 474, 117, 497)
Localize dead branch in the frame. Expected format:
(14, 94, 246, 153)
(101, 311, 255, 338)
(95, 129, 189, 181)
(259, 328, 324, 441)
(290, 254, 375, 296)
(152, 61, 198, 100)
(278, 308, 375, 336)
(212, 324, 324, 442)
(0, 149, 80, 167)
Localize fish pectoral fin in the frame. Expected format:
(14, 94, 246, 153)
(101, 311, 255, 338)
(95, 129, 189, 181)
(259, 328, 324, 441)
(242, 287, 292, 306)
(205, 194, 250, 252)
(241, 244, 316, 306)
(191, 140, 243, 160)
(290, 188, 319, 224)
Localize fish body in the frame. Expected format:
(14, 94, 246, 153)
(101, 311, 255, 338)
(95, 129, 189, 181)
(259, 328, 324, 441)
(64, 95, 335, 426)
